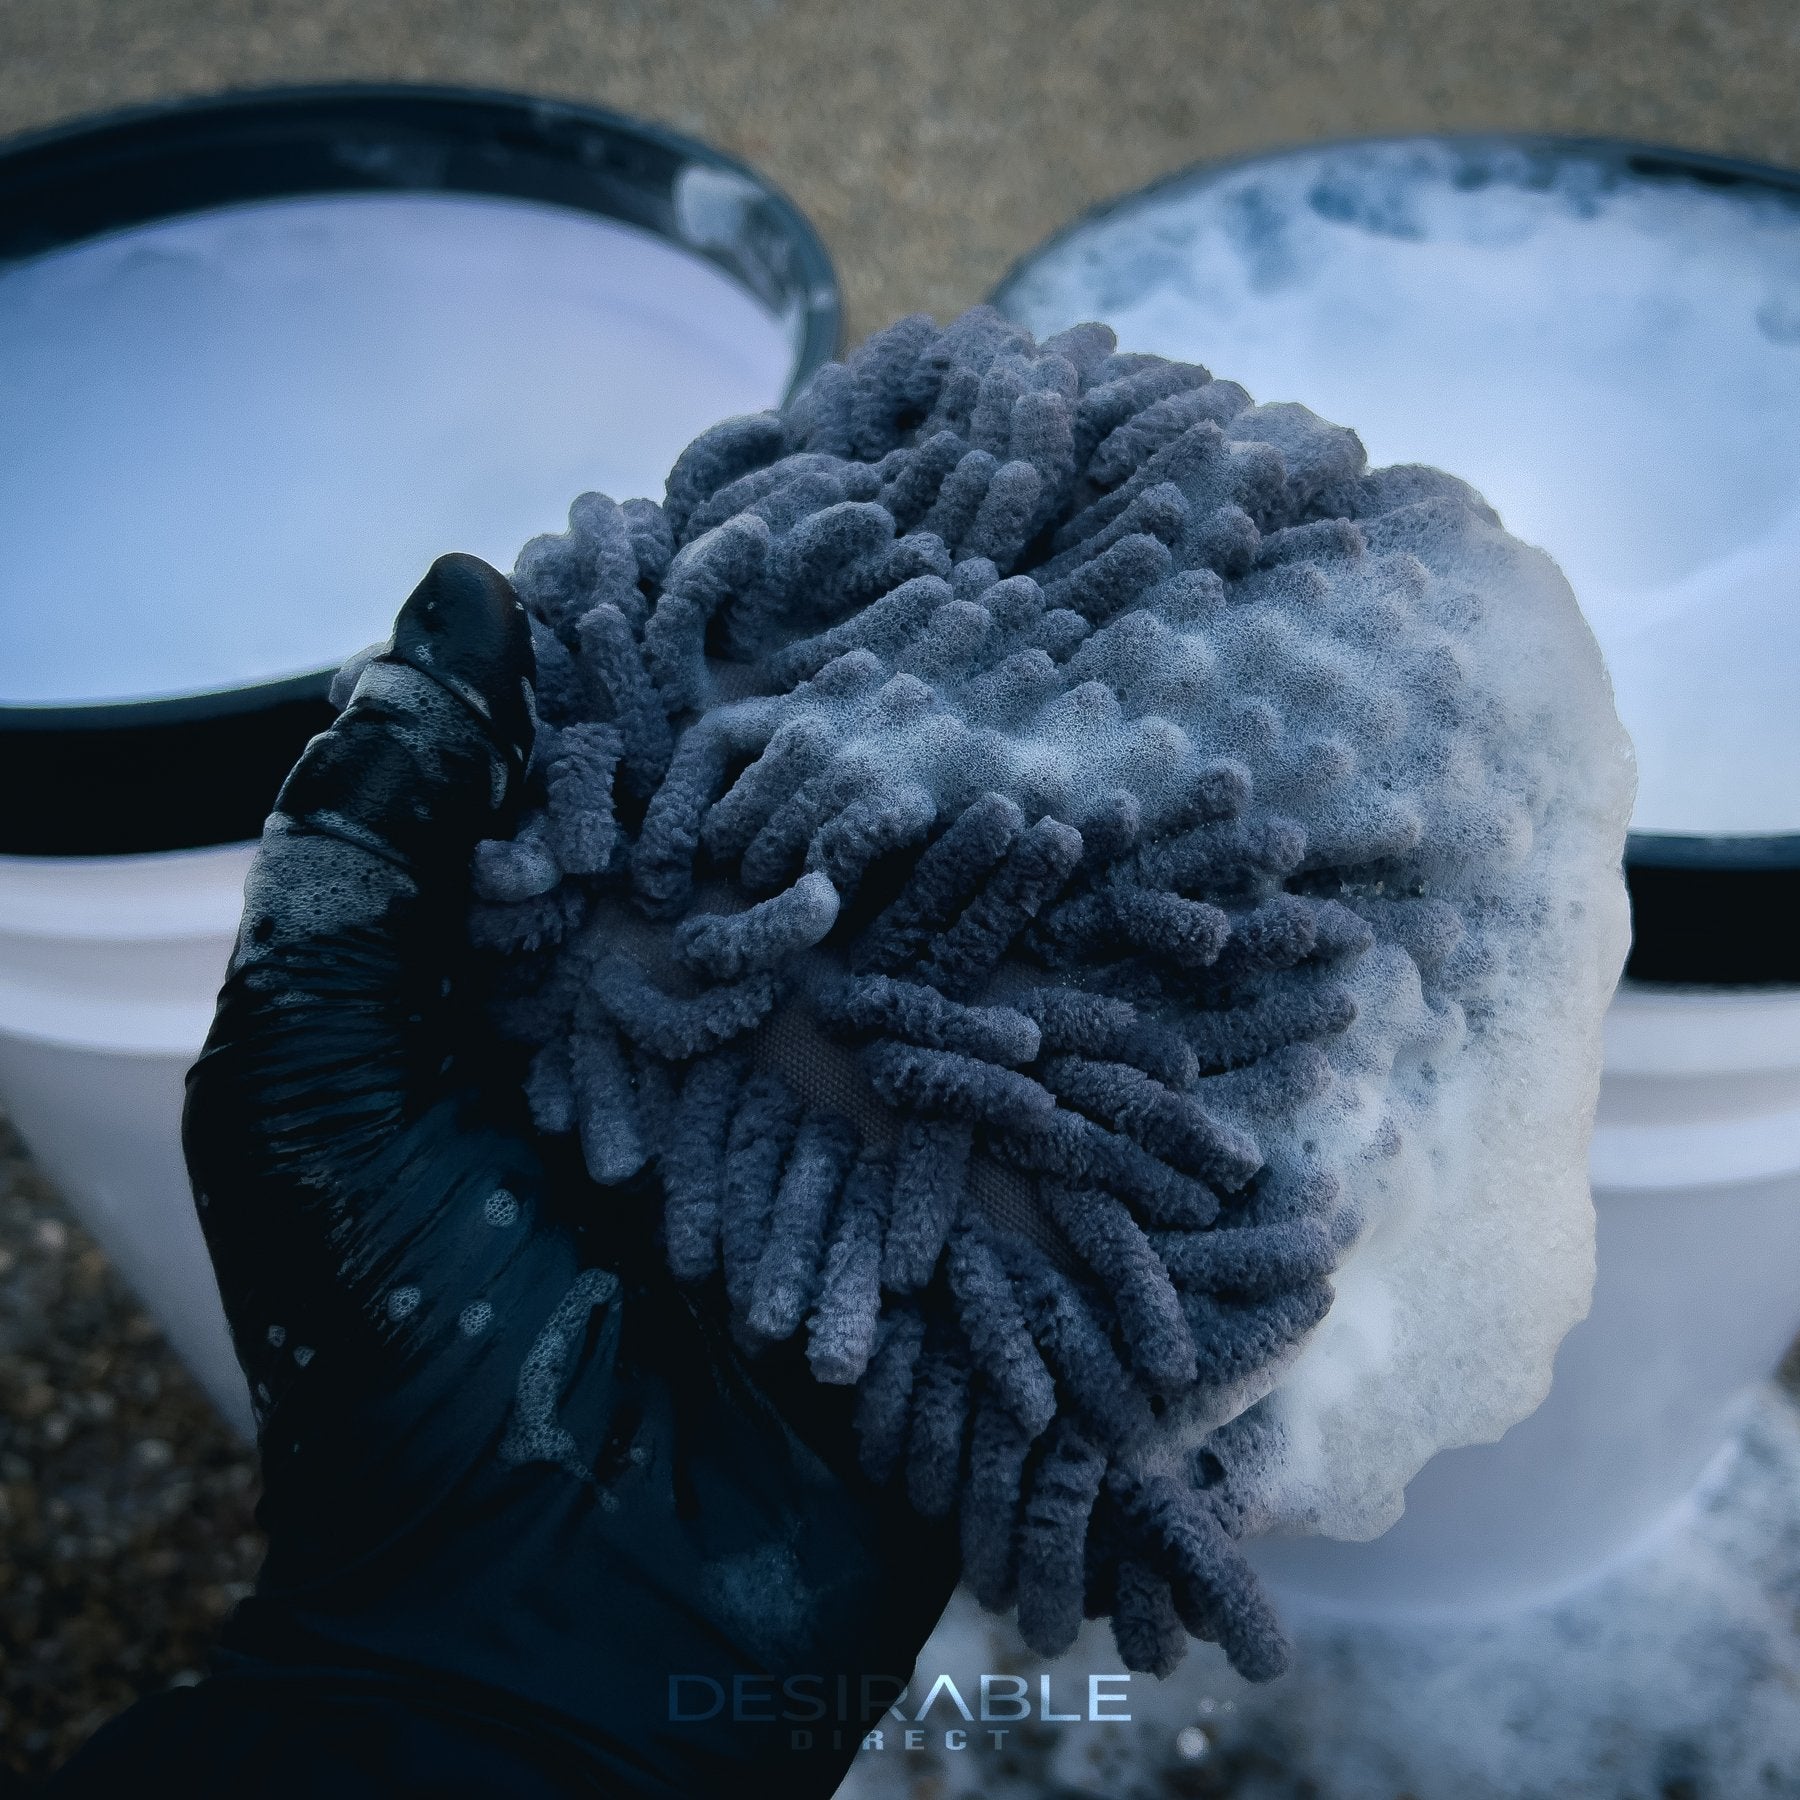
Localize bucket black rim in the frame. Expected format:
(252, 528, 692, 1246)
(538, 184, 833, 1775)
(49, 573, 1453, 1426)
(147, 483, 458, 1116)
(0, 83, 842, 855)
(990, 133, 1800, 984)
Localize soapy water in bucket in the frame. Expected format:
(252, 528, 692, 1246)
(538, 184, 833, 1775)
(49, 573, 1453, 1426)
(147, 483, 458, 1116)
(0, 192, 798, 706)
(997, 139, 1800, 837)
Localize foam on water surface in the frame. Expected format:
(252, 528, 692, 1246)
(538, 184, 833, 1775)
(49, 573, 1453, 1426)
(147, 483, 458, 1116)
(999, 139, 1800, 835)
(0, 192, 798, 705)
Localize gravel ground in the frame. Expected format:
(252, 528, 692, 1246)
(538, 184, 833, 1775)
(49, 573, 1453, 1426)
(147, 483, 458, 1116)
(0, 1113, 260, 1786)
(8, 0, 1800, 1787)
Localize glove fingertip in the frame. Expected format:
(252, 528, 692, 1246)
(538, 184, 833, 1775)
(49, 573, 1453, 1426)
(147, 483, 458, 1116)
(389, 553, 537, 767)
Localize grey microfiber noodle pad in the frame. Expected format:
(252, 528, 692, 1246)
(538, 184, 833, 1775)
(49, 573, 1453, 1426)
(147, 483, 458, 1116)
(450, 308, 1632, 1682)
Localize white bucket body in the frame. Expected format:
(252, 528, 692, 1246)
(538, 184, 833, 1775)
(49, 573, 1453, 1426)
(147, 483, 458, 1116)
(0, 845, 256, 1436)
(1249, 981, 1800, 1617)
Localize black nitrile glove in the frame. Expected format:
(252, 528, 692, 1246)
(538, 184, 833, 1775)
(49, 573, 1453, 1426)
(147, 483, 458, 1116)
(51, 556, 958, 1800)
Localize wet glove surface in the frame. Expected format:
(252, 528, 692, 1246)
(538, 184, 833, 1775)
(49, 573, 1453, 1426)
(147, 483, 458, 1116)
(60, 556, 957, 1799)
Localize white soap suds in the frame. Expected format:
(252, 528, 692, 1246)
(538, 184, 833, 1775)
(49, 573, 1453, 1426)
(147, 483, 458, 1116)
(500, 1267, 619, 1476)
(385, 1284, 421, 1321)
(0, 191, 798, 706)
(1207, 491, 1635, 1540)
(1001, 139, 1800, 834)
(843, 1382, 1800, 1800)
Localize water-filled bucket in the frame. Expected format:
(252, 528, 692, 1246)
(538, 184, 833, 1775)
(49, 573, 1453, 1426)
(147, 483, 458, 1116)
(0, 85, 839, 1431)
(996, 135, 1800, 1614)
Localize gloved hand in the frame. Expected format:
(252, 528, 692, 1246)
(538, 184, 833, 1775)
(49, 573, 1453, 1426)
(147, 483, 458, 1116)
(72, 557, 958, 1798)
